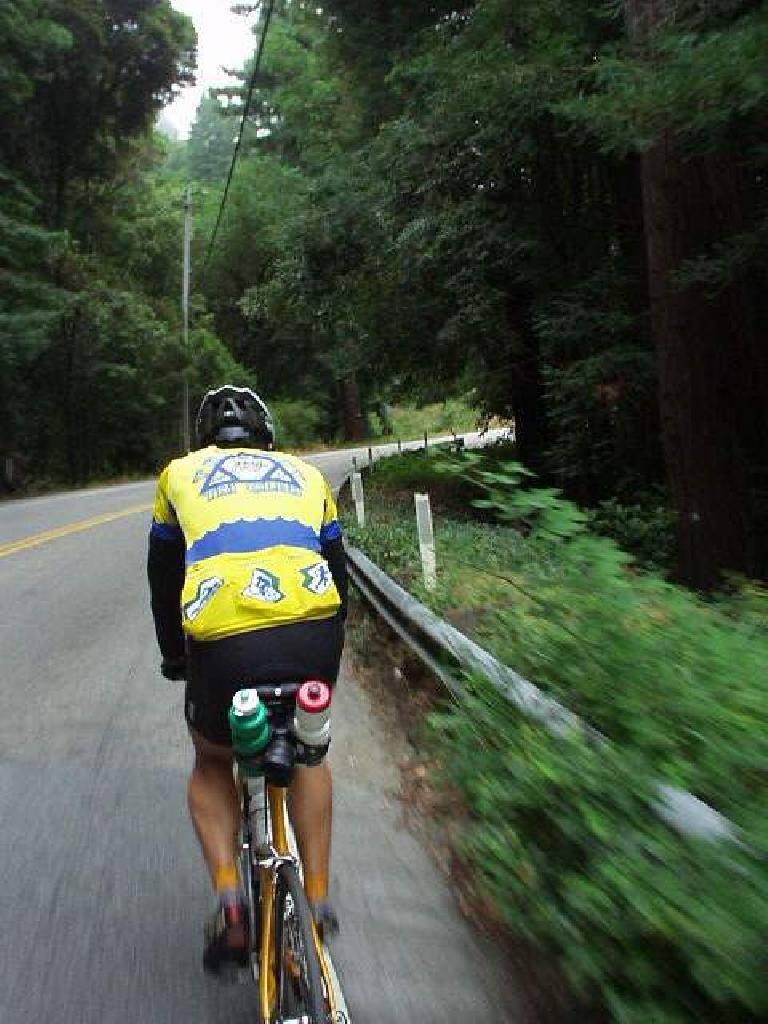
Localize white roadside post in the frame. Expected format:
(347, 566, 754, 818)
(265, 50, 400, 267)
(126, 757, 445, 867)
(351, 471, 365, 527)
(414, 492, 437, 591)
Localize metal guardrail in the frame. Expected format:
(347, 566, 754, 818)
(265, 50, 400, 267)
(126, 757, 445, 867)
(346, 543, 740, 845)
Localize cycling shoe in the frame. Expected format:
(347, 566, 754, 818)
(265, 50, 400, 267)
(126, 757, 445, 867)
(310, 899, 339, 941)
(203, 898, 249, 976)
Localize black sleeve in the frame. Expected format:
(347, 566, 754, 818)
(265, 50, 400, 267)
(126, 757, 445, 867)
(147, 532, 186, 660)
(321, 536, 348, 620)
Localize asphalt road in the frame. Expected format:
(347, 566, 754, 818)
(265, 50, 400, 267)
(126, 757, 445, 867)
(0, 436, 518, 1024)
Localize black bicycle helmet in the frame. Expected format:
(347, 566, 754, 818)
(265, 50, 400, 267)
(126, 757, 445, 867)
(195, 385, 275, 449)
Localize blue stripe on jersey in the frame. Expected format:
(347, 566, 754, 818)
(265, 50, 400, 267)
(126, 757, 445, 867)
(320, 520, 342, 543)
(186, 518, 321, 565)
(151, 520, 183, 541)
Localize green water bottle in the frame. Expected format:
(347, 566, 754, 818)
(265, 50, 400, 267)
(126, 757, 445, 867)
(228, 689, 271, 772)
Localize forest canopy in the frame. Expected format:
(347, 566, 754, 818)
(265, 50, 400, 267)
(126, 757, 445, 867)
(2, 0, 766, 589)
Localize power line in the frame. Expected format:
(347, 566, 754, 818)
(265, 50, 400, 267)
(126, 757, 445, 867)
(203, 0, 276, 271)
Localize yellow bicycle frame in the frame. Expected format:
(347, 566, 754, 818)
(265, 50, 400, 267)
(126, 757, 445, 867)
(255, 782, 339, 1024)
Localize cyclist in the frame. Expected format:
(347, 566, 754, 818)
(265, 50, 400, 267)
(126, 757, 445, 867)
(147, 385, 346, 974)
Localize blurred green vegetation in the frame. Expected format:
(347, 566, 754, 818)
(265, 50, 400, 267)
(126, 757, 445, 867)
(368, 398, 481, 441)
(275, 397, 481, 452)
(588, 495, 677, 574)
(271, 399, 324, 451)
(343, 448, 768, 1022)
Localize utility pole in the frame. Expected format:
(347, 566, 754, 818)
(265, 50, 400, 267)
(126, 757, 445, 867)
(181, 184, 192, 452)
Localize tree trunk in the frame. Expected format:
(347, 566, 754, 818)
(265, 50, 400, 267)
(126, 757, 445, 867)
(501, 282, 550, 478)
(627, 0, 764, 588)
(338, 375, 366, 441)
(508, 330, 549, 479)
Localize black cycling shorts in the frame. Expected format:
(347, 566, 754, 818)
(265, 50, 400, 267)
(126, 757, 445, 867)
(184, 615, 343, 745)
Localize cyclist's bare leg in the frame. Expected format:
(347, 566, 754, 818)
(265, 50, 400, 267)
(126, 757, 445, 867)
(187, 728, 240, 880)
(188, 729, 247, 958)
(289, 761, 332, 905)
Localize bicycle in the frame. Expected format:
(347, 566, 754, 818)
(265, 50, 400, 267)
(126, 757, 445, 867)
(230, 681, 348, 1024)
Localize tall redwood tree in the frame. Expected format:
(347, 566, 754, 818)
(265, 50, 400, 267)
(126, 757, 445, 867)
(627, 0, 768, 589)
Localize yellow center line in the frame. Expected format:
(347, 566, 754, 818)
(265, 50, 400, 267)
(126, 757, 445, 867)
(0, 503, 153, 559)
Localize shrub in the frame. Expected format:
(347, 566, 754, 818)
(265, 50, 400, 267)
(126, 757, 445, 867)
(344, 453, 768, 1022)
(377, 397, 480, 441)
(589, 495, 676, 573)
(271, 398, 323, 449)
(430, 679, 768, 1023)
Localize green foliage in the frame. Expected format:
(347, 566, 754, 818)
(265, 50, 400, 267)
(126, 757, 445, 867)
(347, 450, 768, 1021)
(245, 13, 364, 167)
(2, 1, 195, 229)
(381, 398, 480, 441)
(535, 265, 662, 498)
(367, 450, 453, 489)
(0, 0, 72, 111)
(271, 398, 324, 449)
(30, 284, 181, 480)
(590, 495, 677, 572)
(199, 153, 317, 391)
(469, 459, 591, 541)
(0, 170, 69, 442)
(5, 0, 768, 554)
(0, 0, 204, 484)
(192, 1, 633, 466)
(430, 682, 768, 1022)
(556, 4, 768, 156)
(186, 320, 253, 405)
(345, 511, 419, 586)
(186, 92, 238, 183)
(196, 0, 767, 585)
(451, 459, 768, 814)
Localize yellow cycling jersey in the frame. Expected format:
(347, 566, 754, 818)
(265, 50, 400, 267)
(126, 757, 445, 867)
(150, 446, 342, 641)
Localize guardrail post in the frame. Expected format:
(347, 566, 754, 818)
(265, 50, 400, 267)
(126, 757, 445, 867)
(397, 438, 402, 454)
(423, 431, 428, 452)
(414, 492, 437, 590)
(351, 472, 365, 527)
(451, 430, 465, 453)
(368, 446, 373, 470)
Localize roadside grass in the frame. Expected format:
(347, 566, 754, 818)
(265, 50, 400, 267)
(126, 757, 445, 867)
(341, 448, 768, 1024)
(372, 397, 481, 440)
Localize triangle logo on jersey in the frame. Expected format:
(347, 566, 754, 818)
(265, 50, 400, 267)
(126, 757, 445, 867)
(196, 454, 303, 499)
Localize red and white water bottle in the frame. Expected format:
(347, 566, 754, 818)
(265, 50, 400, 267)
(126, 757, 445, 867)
(294, 680, 332, 750)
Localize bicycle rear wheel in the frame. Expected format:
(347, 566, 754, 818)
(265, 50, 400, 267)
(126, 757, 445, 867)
(273, 861, 326, 1024)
